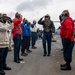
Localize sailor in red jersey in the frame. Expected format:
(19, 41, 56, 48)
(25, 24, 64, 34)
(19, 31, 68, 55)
(12, 12, 24, 63)
(59, 10, 74, 70)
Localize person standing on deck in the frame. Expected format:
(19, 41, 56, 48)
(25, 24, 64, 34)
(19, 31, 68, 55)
(38, 14, 55, 56)
(59, 10, 74, 70)
(74, 22, 75, 43)
(31, 20, 37, 49)
(26, 22, 32, 53)
(21, 19, 32, 56)
(0, 13, 13, 75)
(12, 12, 24, 63)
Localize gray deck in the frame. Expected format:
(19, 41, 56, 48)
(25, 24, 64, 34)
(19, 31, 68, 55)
(6, 36, 75, 75)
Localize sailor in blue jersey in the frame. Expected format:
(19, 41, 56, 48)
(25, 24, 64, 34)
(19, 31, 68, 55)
(21, 19, 32, 56)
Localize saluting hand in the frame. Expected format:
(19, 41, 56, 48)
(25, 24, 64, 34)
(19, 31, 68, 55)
(52, 33, 55, 36)
(42, 16, 45, 19)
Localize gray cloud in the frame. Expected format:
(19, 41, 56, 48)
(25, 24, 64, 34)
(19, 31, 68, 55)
(32, 0, 52, 7)
(8, 12, 15, 18)
(16, 1, 33, 11)
(16, 0, 52, 11)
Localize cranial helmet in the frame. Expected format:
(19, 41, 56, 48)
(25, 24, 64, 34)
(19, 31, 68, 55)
(62, 10, 70, 17)
(45, 14, 50, 19)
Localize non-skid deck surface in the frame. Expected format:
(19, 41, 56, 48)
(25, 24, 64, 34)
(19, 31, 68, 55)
(6, 36, 75, 75)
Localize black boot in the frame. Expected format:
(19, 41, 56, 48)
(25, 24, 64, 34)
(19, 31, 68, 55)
(26, 50, 32, 53)
(47, 54, 50, 56)
(31, 46, 37, 49)
(60, 63, 67, 67)
(3, 66, 11, 70)
(60, 62, 71, 71)
(43, 52, 47, 57)
(47, 52, 51, 56)
(61, 48, 64, 51)
(43, 54, 46, 57)
(18, 58, 23, 61)
(21, 53, 28, 56)
(0, 70, 5, 75)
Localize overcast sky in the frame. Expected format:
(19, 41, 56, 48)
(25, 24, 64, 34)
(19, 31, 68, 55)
(0, 0, 75, 29)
